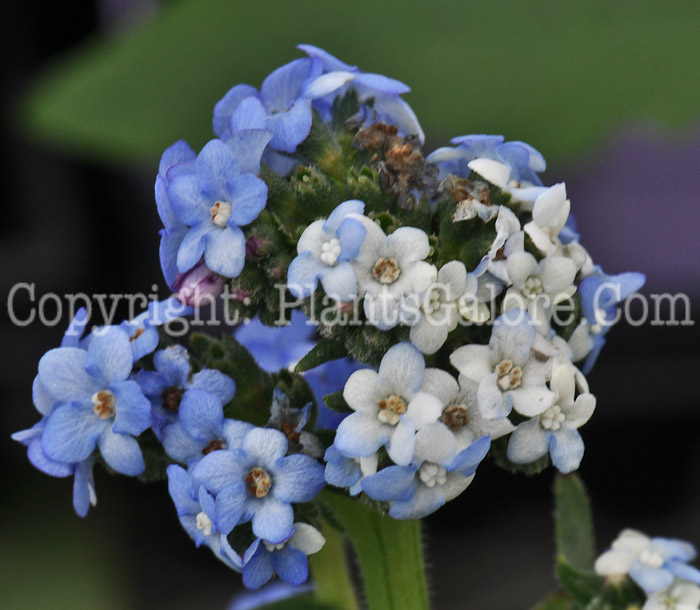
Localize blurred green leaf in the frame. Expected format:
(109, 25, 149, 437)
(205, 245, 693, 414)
(554, 473, 596, 571)
(19, 0, 700, 166)
(531, 592, 574, 610)
(557, 558, 605, 607)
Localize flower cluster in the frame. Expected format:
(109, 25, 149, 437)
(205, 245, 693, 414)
(14, 44, 645, 592)
(595, 530, 700, 609)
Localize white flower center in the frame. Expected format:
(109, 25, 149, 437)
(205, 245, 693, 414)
(418, 462, 447, 488)
(372, 257, 401, 284)
(210, 201, 232, 227)
(263, 541, 286, 552)
(91, 390, 116, 419)
(377, 394, 407, 426)
(495, 360, 523, 391)
(424, 286, 444, 314)
(523, 276, 544, 299)
(540, 405, 566, 431)
(320, 238, 342, 266)
(245, 468, 272, 498)
(640, 549, 665, 569)
(196, 511, 213, 536)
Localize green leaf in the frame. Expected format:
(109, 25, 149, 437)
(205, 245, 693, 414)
(245, 593, 338, 610)
(319, 490, 429, 610)
(554, 474, 596, 571)
(20, 1, 700, 166)
(309, 520, 361, 610)
(295, 337, 348, 372)
(556, 558, 605, 607)
(322, 391, 353, 414)
(531, 592, 574, 610)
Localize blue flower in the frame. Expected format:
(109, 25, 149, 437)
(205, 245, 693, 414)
(427, 135, 546, 186)
(191, 427, 326, 543)
(134, 345, 236, 461)
(167, 464, 243, 572)
(241, 523, 325, 590)
(361, 430, 490, 519)
(578, 268, 645, 373)
(213, 58, 322, 154)
(235, 310, 316, 373)
(323, 445, 363, 495)
(156, 140, 196, 287)
(13, 309, 99, 516)
(39, 325, 152, 476)
(287, 199, 367, 301)
(305, 357, 364, 430)
(165, 137, 269, 278)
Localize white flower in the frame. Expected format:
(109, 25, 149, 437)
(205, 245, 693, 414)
(406, 261, 468, 354)
(351, 216, 437, 329)
(502, 250, 577, 334)
(643, 581, 700, 610)
(334, 343, 443, 466)
(450, 309, 555, 419)
(523, 183, 571, 256)
(467, 157, 547, 208)
(420, 368, 515, 452)
(507, 364, 595, 473)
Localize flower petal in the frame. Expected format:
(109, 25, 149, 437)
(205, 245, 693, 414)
(98, 428, 145, 476)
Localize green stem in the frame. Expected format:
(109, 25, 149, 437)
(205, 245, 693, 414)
(319, 490, 430, 610)
(309, 518, 360, 610)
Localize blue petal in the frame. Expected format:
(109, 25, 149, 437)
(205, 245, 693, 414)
(112, 380, 151, 436)
(227, 173, 268, 226)
(273, 547, 309, 586)
(85, 326, 133, 386)
(160, 225, 188, 288)
(166, 464, 200, 516)
(361, 465, 418, 502)
(666, 560, 700, 584)
(42, 403, 103, 463)
(287, 251, 321, 298)
(549, 427, 585, 474)
(98, 428, 145, 476)
(226, 129, 273, 175)
(177, 222, 213, 274)
(230, 96, 267, 132)
(354, 72, 410, 95)
(179, 389, 223, 441)
(154, 346, 191, 387)
(32, 375, 56, 416)
(242, 428, 288, 467)
(61, 308, 90, 348)
(190, 369, 236, 404)
(336, 217, 366, 261)
(73, 458, 96, 518)
(161, 421, 203, 464)
(652, 538, 697, 562)
(159, 139, 196, 176)
(266, 100, 313, 153)
(192, 449, 248, 494)
(298, 44, 354, 72)
(38, 347, 99, 403)
(334, 412, 390, 458)
(324, 454, 361, 488)
(213, 84, 259, 138)
(324, 199, 365, 233)
(251, 497, 294, 543)
(196, 139, 241, 200)
(390, 485, 446, 520)
(629, 562, 674, 594)
(204, 226, 246, 278)
(260, 58, 312, 112)
(450, 435, 491, 476)
(27, 437, 73, 477)
(242, 546, 275, 590)
(272, 454, 325, 503)
(215, 482, 247, 535)
(168, 172, 210, 226)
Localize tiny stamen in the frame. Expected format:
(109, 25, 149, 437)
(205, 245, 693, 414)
(245, 468, 272, 498)
(441, 405, 469, 430)
(372, 257, 401, 284)
(161, 386, 185, 412)
(92, 390, 116, 419)
(495, 360, 523, 391)
(210, 201, 232, 227)
(377, 394, 407, 425)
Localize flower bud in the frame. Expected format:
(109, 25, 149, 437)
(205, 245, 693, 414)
(173, 261, 225, 308)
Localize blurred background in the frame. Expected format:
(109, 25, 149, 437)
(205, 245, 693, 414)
(2, 1, 699, 608)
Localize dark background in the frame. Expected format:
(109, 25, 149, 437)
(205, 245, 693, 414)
(2, 2, 699, 608)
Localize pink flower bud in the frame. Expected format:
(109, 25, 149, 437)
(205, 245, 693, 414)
(173, 262, 225, 308)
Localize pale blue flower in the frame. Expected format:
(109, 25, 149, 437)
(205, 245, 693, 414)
(287, 199, 367, 301)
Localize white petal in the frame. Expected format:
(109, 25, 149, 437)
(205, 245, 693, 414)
(468, 158, 510, 189)
(405, 392, 444, 429)
(450, 345, 494, 382)
(420, 369, 459, 406)
(290, 523, 325, 555)
(343, 369, 380, 413)
(507, 418, 548, 464)
(413, 422, 456, 466)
